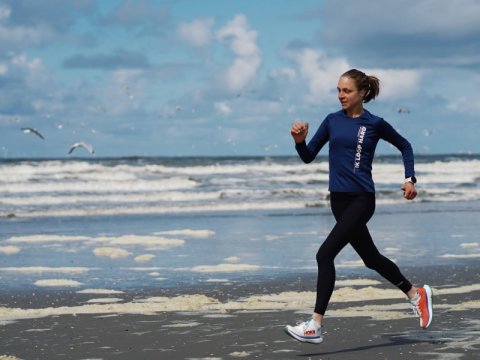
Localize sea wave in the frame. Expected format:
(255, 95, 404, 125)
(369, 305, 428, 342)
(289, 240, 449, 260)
(1, 155, 479, 218)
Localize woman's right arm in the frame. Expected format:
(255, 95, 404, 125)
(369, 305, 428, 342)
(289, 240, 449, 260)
(292, 118, 329, 163)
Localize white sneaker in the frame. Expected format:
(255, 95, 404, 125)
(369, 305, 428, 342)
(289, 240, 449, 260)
(284, 317, 323, 344)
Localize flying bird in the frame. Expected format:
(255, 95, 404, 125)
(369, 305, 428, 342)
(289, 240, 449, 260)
(21, 127, 45, 140)
(423, 129, 434, 137)
(397, 107, 410, 114)
(68, 142, 95, 155)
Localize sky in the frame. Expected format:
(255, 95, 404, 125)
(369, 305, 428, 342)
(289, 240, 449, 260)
(1, 0, 479, 158)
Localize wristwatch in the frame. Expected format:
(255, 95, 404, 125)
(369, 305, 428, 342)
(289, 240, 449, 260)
(405, 176, 417, 184)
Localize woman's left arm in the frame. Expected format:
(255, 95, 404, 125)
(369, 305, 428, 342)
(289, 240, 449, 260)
(401, 181, 417, 200)
(378, 119, 417, 200)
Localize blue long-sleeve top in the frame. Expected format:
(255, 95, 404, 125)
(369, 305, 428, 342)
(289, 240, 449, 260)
(295, 109, 415, 193)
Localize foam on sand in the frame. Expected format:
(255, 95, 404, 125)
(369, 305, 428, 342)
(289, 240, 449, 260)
(383, 247, 401, 254)
(460, 242, 479, 249)
(93, 247, 131, 259)
(0, 267, 90, 274)
(439, 242, 480, 259)
(229, 351, 250, 358)
(336, 260, 365, 268)
(134, 254, 156, 263)
(265, 235, 282, 241)
(125, 267, 161, 272)
(34, 279, 83, 288)
(0, 246, 21, 255)
(336, 279, 381, 287)
(191, 263, 261, 273)
(434, 284, 480, 295)
(439, 253, 480, 259)
(85, 298, 123, 304)
(1, 283, 479, 325)
(154, 229, 215, 238)
(93, 235, 185, 249)
(6, 234, 185, 250)
(162, 321, 202, 328)
(6, 235, 90, 243)
(76, 289, 124, 294)
(224, 256, 240, 263)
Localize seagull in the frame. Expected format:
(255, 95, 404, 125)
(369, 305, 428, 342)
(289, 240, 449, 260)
(423, 129, 434, 137)
(122, 85, 134, 100)
(68, 142, 95, 155)
(21, 127, 45, 140)
(397, 107, 410, 114)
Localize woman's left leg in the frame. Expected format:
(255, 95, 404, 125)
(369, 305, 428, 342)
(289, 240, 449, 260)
(350, 224, 412, 294)
(350, 222, 433, 329)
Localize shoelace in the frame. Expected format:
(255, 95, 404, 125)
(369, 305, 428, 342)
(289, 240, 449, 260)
(410, 298, 422, 317)
(295, 318, 313, 329)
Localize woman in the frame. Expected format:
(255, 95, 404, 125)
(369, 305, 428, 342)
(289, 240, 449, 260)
(284, 69, 433, 344)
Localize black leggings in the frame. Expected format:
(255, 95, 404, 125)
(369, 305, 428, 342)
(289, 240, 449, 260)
(314, 192, 412, 315)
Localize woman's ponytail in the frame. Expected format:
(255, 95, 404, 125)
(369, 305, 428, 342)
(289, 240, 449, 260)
(341, 69, 380, 103)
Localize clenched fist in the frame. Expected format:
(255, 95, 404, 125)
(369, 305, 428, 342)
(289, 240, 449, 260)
(291, 121, 309, 144)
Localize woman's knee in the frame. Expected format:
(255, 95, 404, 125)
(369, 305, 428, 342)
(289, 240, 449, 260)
(316, 246, 335, 264)
(362, 254, 391, 271)
(362, 257, 378, 270)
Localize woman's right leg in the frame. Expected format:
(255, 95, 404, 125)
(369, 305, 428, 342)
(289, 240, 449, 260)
(314, 193, 375, 315)
(285, 193, 374, 343)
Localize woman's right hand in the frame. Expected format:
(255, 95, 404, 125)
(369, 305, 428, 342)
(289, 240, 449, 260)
(291, 121, 309, 144)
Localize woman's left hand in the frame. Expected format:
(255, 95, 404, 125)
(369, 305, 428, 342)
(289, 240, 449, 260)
(401, 182, 417, 200)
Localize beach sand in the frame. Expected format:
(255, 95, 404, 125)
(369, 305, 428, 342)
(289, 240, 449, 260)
(0, 264, 479, 360)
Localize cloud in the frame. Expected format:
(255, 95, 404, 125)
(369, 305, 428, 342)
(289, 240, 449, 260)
(447, 95, 480, 115)
(364, 68, 421, 101)
(0, 21, 56, 51)
(0, 4, 11, 20)
(287, 48, 349, 104)
(1, 0, 94, 35)
(101, 0, 169, 27)
(281, 46, 422, 104)
(269, 67, 296, 82)
(316, 0, 480, 68)
(214, 101, 232, 115)
(0, 53, 56, 115)
(0, 0, 478, 157)
(63, 49, 151, 70)
(216, 14, 262, 92)
(177, 18, 214, 47)
(0, 1, 99, 57)
(319, 0, 480, 38)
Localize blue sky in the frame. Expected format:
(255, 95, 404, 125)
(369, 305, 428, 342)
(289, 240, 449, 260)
(1, 0, 479, 158)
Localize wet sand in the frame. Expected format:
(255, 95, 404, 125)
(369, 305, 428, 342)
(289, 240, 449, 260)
(0, 263, 479, 360)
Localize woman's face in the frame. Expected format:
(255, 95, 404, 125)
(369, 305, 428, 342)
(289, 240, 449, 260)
(337, 76, 365, 113)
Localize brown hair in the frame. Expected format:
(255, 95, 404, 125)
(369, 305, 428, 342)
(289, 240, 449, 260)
(341, 69, 380, 103)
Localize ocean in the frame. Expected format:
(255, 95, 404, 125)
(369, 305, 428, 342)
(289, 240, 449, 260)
(1, 154, 479, 292)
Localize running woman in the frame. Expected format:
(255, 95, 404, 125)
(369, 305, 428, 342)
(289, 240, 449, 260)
(284, 69, 433, 344)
